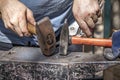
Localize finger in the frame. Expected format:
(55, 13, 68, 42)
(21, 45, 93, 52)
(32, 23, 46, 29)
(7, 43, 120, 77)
(13, 26, 23, 37)
(96, 9, 101, 17)
(10, 17, 23, 36)
(91, 14, 98, 23)
(26, 9, 36, 25)
(6, 21, 20, 34)
(7, 22, 16, 31)
(2, 17, 16, 32)
(94, 1, 101, 17)
(77, 19, 92, 37)
(84, 17, 95, 29)
(2, 15, 14, 30)
(18, 13, 30, 36)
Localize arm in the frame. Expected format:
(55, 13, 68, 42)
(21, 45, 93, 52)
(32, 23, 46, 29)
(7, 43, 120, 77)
(72, 0, 100, 37)
(0, 0, 35, 36)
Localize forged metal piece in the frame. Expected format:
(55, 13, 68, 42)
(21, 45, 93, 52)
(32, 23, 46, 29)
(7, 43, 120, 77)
(59, 19, 69, 56)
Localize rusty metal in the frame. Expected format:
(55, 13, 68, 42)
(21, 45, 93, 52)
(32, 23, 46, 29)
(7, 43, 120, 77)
(36, 17, 56, 56)
(59, 19, 69, 56)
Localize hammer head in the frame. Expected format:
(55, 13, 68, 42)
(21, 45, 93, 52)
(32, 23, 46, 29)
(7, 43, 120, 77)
(36, 17, 56, 56)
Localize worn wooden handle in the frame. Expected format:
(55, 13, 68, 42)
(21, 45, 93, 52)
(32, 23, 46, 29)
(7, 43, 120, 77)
(0, 13, 36, 34)
(27, 23, 36, 34)
(71, 36, 112, 47)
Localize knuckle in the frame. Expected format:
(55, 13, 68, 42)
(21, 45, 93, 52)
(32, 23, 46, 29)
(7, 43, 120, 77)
(4, 22, 13, 29)
(18, 15, 24, 21)
(10, 18, 17, 25)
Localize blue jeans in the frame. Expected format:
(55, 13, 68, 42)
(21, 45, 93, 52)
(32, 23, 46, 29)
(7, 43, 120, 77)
(0, 0, 73, 50)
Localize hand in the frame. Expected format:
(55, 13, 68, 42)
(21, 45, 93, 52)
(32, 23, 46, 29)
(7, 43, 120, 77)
(72, 0, 101, 37)
(0, 0, 35, 37)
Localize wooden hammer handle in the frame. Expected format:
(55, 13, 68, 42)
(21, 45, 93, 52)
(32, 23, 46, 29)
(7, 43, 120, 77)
(27, 23, 36, 34)
(0, 13, 36, 34)
(71, 36, 112, 47)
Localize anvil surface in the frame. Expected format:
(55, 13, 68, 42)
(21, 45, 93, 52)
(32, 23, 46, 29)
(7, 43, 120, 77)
(0, 46, 120, 80)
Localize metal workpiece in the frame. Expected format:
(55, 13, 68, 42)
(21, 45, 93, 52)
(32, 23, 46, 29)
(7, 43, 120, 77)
(59, 19, 69, 56)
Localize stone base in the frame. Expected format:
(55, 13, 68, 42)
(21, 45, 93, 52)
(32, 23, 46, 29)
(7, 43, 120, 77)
(0, 47, 120, 80)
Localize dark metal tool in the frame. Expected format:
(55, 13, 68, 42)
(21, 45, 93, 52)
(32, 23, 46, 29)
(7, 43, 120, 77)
(59, 19, 69, 56)
(0, 14, 56, 56)
(35, 17, 56, 56)
(24, 17, 56, 56)
(27, 17, 56, 56)
(59, 20, 112, 56)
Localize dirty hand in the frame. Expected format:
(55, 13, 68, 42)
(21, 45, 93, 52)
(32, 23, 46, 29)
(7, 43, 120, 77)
(0, 0, 35, 37)
(72, 0, 101, 37)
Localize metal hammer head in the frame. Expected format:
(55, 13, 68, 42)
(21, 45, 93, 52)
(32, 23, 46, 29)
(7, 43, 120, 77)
(36, 17, 56, 56)
(59, 19, 69, 56)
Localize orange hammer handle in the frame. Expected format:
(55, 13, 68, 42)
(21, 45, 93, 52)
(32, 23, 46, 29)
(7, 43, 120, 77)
(71, 36, 112, 47)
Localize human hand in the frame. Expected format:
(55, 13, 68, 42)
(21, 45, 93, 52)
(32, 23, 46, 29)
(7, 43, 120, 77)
(0, 0, 35, 37)
(72, 0, 101, 37)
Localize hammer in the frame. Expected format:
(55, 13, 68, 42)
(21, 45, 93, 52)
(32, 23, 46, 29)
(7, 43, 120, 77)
(0, 14, 56, 56)
(59, 19, 112, 56)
